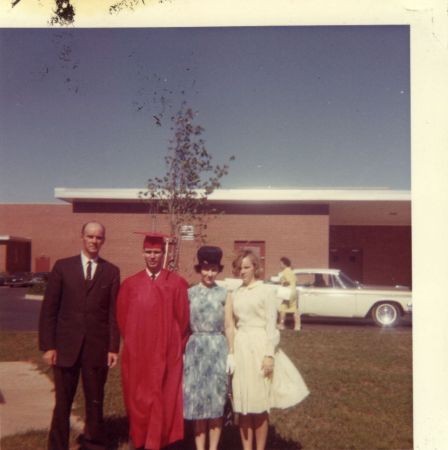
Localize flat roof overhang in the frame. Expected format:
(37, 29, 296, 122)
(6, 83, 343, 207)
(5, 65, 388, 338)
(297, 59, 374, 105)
(54, 187, 411, 226)
(55, 187, 411, 203)
(0, 235, 31, 243)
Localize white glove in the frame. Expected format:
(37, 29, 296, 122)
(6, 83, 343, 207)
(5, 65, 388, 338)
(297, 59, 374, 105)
(226, 353, 236, 375)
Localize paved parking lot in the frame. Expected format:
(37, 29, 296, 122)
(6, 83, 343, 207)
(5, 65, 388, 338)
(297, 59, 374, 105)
(0, 286, 411, 333)
(0, 287, 42, 331)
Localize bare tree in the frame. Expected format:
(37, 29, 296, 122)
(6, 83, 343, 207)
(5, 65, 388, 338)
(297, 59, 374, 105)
(140, 102, 234, 270)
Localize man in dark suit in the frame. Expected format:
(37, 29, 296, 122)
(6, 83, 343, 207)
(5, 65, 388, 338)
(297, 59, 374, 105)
(39, 221, 120, 450)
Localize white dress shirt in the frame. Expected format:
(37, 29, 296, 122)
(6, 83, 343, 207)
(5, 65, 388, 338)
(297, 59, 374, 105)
(145, 269, 161, 280)
(81, 253, 98, 280)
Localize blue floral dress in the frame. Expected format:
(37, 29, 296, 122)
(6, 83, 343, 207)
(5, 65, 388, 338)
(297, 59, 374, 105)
(183, 283, 228, 420)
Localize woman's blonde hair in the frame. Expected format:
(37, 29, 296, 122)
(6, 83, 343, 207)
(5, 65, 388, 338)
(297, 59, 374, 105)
(232, 250, 263, 279)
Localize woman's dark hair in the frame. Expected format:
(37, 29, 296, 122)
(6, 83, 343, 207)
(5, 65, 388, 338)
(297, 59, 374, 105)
(280, 257, 292, 267)
(194, 262, 223, 274)
(194, 246, 223, 273)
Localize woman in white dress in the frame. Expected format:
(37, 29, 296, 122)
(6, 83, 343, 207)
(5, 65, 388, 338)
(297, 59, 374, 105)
(225, 250, 309, 450)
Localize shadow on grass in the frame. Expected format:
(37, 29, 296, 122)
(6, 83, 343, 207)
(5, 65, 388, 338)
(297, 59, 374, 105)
(95, 417, 302, 450)
(184, 422, 302, 450)
(75, 415, 129, 449)
(104, 415, 130, 449)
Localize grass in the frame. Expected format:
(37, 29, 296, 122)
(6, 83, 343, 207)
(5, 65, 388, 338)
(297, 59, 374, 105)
(0, 326, 412, 449)
(271, 327, 413, 449)
(0, 331, 42, 363)
(26, 282, 47, 296)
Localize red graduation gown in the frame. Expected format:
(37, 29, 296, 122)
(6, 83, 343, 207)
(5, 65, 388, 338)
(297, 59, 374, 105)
(117, 269, 190, 450)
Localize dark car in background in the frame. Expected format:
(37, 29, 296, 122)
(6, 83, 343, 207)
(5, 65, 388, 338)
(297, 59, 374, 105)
(5, 272, 34, 287)
(4, 271, 49, 287)
(30, 272, 50, 284)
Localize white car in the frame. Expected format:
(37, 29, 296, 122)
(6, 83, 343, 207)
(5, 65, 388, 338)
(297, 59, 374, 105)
(270, 268, 412, 327)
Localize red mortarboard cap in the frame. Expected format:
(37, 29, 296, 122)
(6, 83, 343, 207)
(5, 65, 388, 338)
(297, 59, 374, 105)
(134, 231, 173, 250)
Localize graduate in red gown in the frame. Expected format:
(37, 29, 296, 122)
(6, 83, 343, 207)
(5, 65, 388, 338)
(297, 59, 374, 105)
(116, 232, 190, 450)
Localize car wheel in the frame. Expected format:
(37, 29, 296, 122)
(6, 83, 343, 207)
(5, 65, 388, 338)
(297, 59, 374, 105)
(371, 302, 400, 327)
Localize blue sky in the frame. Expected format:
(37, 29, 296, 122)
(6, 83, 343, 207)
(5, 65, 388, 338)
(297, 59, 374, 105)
(0, 25, 410, 202)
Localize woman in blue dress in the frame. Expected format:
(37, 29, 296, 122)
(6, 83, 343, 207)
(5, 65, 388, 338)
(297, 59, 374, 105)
(183, 246, 232, 450)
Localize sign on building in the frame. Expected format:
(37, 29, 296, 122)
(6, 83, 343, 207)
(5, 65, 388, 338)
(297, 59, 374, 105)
(180, 225, 195, 241)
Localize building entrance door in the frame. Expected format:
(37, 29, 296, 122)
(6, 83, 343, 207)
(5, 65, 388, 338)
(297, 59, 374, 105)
(330, 248, 363, 282)
(6, 240, 31, 273)
(234, 241, 266, 277)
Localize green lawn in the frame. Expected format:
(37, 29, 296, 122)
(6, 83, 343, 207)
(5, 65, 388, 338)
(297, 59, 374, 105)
(0, 326, 412, 449)
(271, 328, 412, 449)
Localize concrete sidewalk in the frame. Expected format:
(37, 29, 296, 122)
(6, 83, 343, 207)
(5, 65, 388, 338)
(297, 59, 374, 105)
(0, 361, 83, 439)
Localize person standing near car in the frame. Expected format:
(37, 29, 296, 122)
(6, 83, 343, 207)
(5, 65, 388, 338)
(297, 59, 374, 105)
(38, 221, 120, 450)
(277, 257, 300, 331)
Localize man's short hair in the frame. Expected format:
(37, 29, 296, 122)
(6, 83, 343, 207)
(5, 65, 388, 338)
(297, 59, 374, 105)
(81, 221, 106, 236)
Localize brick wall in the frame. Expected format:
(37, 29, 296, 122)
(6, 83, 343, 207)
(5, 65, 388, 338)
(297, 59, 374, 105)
(330, 225, 412, 287)
(1, 205, 412, 286)
(0, 204, 329, 283)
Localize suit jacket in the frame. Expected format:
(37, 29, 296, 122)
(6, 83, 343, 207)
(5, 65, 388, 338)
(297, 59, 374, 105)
(39, 255, 120, 367)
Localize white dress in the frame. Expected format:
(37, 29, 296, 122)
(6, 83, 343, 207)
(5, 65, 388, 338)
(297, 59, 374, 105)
(232, 281, 309, 414)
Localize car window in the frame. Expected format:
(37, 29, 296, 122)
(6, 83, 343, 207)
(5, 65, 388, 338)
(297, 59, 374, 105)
(331, 275, 345, 288)
(336, 272, 358, 288)
(313, 273, 330, 288)
(296, 273, 331, 288)
(296, 273, 314, 287)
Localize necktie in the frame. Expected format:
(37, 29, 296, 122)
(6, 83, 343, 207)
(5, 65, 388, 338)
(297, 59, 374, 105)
(86, 261, 92, 281)
(151, 273, 156, 281)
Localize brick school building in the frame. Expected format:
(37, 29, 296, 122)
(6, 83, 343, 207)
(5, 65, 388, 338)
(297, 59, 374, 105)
(0, 188, 411, 287)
